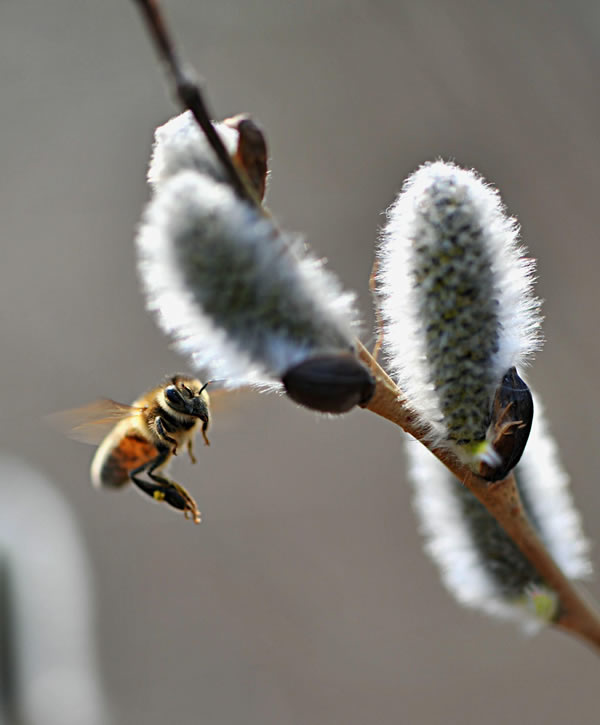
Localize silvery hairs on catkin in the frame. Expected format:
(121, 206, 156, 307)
(147, 111, 240, 190)
(136, 114, 359, 387)
(406, 392, 591, 631)
(377, 161, 542, 459)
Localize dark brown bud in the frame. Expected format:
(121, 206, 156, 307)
(282, 353, 376, 414)
(224, 114, 268, 200)
(479, 367, 534, 482)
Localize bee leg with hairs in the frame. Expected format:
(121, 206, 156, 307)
(146, 464, 201, 524)
(155, 415, 179, 454)
(200, 419, 210, 447)
(187, 439, 197, 465)
(130, 447, 201, 523)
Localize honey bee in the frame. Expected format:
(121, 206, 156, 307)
(54, 375, 212, 523)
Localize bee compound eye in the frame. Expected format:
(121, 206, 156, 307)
(165, 385, 183, 406)
(282, 354, 376, 414)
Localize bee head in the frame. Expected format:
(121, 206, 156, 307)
(165, 376, 210, 423)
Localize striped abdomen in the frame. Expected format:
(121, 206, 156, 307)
(91, 432, 158, 488)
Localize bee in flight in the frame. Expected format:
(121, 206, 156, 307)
(55, 375, 212, 524)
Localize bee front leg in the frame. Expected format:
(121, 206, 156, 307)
(155, 415, 178, 454)
(201, 419, 210, 447)
(187, 439, 197, 465)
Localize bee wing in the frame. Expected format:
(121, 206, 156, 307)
(204, 386, 260, 430)
(206, 386, 251, 410)
(47, 399, 143, 445)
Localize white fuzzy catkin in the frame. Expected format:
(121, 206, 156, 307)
(406, 393, 591, 631)
(147, 111, 240, 190)
(136, 166, 358, 386)
(377, 161, 542, 462)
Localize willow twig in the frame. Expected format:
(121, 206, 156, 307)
(358, 341, 600, 652)
(131, 0, 257, 205)
(130, 0, 600, 654)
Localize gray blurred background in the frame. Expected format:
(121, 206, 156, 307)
(1, 0, 600, 722)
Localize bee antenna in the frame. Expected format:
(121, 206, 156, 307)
(199, 379, 225, 394)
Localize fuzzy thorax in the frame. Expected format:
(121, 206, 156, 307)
(377, 161, 542, 457)
(136, 171, 358, 386)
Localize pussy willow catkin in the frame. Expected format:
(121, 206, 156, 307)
(377, 161, 542, 469)
(406, 393, 591, 630)
(136, 113, 374, 412)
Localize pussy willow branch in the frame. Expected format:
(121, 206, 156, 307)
(130, 0, 600, 653)
(357, 342, 600, 651)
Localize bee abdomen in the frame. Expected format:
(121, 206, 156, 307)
(96, 453, 130, 488)
(92, 434, 158, 488)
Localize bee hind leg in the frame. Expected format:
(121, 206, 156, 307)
(148, 471, 201, 524)
(130, 452, 201, 524)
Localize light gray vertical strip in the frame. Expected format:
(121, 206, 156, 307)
(0, 456, 110, 725)
(0, 560, 12, 725)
